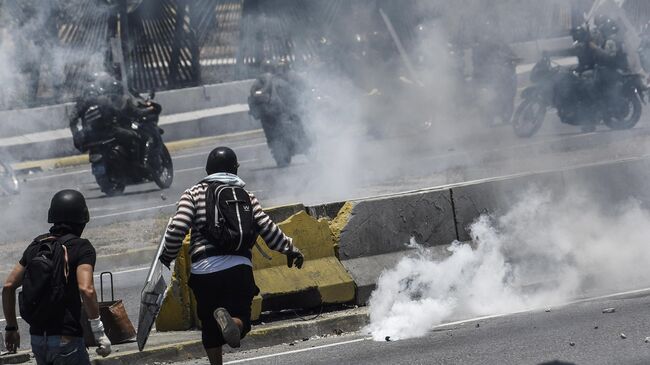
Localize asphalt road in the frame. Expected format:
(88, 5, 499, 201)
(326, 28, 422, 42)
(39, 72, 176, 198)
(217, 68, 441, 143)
(172, 289, 650, 365)
(3, 112, 650, 351)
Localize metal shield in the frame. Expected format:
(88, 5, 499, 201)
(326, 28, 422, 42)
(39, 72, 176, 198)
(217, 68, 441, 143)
(136, 220, 170, 351)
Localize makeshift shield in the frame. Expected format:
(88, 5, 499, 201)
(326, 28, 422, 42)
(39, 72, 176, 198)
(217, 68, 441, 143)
(136, 220, 170, 351)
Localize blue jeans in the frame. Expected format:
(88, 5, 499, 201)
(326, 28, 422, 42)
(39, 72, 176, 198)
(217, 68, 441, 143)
(30, 335, 90, 365)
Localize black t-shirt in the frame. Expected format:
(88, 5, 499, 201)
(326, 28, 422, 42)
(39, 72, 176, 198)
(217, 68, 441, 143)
(19, 233, 96, 337)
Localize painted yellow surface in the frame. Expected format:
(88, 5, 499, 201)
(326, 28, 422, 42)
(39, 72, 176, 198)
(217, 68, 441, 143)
(329, 202, 354, 247)
(155, 235, 196, 331)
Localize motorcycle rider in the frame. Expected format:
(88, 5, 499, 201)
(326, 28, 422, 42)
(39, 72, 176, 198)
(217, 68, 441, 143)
(545, 21, 627, 95)
(591, 18, 630, 105)
(71, 73, 159, 167)
(542, 25, 605, 131)
(543, 25, 596, 74)
(248, 59, 309, 166)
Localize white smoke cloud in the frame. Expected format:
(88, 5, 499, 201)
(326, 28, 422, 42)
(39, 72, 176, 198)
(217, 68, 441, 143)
(367, 187, 650, 341)
(0, 1, 109, 110)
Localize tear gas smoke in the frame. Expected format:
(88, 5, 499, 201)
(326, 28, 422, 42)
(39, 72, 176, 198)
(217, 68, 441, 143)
(367, 187, 650, 341)
(258, 1, 582, 205)
(0, 0, 109, 110)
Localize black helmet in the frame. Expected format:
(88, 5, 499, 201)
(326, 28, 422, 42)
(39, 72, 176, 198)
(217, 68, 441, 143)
(571, 25, 590, 43)
(48, 189, 90, 224)
(206, 147, 239, 175)
(600, 19, 619, 37)
(91, 72, 122, 96)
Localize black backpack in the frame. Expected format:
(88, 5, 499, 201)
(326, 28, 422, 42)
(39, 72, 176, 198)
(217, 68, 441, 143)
(200, 183, 257, 255)
(19, 234, 74, 327)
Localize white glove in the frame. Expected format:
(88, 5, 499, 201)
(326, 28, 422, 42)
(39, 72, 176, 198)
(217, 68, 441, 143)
(89, 317, 112, 357)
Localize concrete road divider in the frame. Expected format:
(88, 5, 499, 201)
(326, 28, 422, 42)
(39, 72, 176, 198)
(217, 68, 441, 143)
(560, 158, 650, 208)
(451, 157, 650, 242)
(334, 189, 457, 305)
(450, 170, 566, 242)
(265, 203, 306, 223)
(331, 157, 650, 306)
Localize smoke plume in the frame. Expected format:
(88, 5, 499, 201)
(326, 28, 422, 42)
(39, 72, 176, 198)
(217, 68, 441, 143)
(367, 187, 650, 341)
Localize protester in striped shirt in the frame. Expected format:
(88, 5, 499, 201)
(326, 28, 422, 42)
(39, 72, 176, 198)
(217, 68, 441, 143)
(159, 146, 304, 365)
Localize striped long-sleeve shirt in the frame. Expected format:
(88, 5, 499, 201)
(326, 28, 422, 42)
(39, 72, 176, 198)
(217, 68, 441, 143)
(160, 180, 295, 265)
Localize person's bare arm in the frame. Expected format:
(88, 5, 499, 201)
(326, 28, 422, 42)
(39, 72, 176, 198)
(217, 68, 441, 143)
(2, 263, 24, 327)
(2, 263, 25, 353)
(77, 264, 99, 319)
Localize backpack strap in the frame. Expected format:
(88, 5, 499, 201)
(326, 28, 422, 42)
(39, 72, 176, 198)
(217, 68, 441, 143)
(54, 234, 77, 282)
(56, 234, 78, 246)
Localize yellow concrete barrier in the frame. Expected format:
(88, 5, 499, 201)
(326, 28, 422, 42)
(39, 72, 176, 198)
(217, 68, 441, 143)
(156, 209, 356, 330)
(156, 234, 197, 331)
(252, 211, 356, 317)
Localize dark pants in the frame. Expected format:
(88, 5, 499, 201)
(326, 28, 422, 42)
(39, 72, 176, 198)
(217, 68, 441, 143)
(188, 264, 257, 349)
(31, 335, 90, 365)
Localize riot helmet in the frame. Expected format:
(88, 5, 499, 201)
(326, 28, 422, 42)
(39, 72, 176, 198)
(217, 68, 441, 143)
(89, 72, 121, 95)
(205, 146, 239, 175)
(599, 19, 619, 38)
(571, 25, 590, 43)
(48, 189, 90, 224)
(89, 72, 123, 108)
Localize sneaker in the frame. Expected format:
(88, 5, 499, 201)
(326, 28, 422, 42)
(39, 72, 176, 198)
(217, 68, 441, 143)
(213, 308, 241, 348)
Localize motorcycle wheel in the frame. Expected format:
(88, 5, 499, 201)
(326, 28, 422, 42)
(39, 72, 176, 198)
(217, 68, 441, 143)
(153, 144, 174, 189)
(96, 176, 125, 196)
(0, 161, 19, 195)
(512, 99, 546, 138)
(603, 95, 642, 130)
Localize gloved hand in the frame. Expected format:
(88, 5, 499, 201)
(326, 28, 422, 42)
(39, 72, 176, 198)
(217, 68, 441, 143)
(89, 317, 111, 357)
(286, 247, 304, 269)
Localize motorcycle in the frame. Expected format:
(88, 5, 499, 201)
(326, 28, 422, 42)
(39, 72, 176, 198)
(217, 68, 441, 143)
(0, 159, 19, 195)
(84, 93, 173, 196)
(248, 76, 311, 167)
(513, 56, 645, 138)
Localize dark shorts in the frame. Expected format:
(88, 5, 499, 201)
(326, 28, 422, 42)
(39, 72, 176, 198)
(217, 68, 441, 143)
(188, 264, 257, 349)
